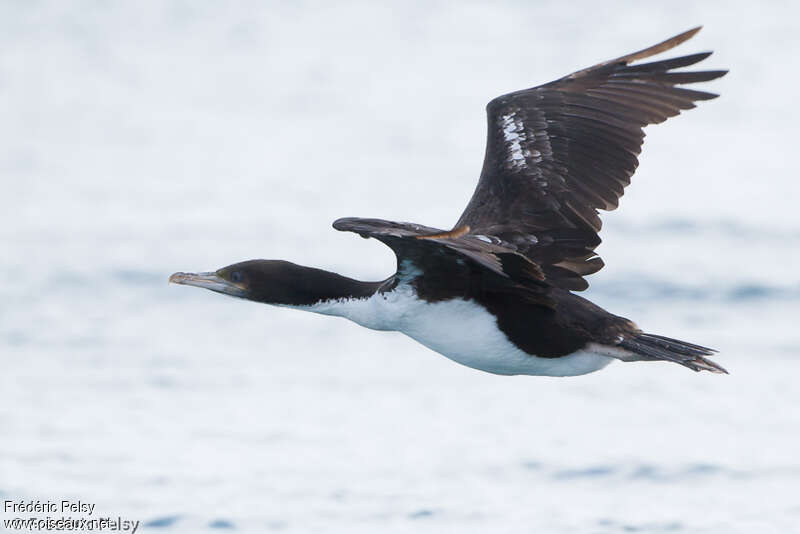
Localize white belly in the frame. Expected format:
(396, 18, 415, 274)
(295, 286, 613, 377)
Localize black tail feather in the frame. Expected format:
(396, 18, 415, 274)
(619, 333, 727, 374)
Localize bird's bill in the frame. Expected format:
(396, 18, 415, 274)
(168, 271, 247, 298)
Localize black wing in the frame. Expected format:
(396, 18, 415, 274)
(456, 27, 727, 290)
(332, 217, 544, 284)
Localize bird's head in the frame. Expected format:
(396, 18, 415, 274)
(169, 259, 364, 306)
(169, 260, 308, 305)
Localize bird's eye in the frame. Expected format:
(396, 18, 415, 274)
(231, 271, 243, 283)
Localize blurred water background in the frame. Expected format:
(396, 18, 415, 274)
(2, 1, 799, 532)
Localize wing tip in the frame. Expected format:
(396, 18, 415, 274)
(620, 26, 704, 65)
(671, 68, 728, 85)
(682, 25, 704, 41)
(561, 27, 710, 86)
(332, 217, 380, 238)
(709, 69, 729, 81)
(332, 217, 354, 231)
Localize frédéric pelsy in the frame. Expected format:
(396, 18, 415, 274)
(4, 500, 96, 515)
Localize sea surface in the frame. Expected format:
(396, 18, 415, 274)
(2, 2, 799, 533)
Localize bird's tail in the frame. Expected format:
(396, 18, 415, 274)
(619, 333, 727, 374)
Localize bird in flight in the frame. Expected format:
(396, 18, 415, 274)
(170, 27, 727, 376)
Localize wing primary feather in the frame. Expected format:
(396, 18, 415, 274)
(621, 52, 714, 73)
(613, 70, 728, 84)
(611, 26, 703, 65)
(561, 27, 704, 81)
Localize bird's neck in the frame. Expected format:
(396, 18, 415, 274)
(274, 267, 400, 330)
(265, 266, 385, 307)
(311, 271, 386, 303)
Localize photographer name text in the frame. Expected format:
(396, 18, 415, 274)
(4, 500, 96, 515)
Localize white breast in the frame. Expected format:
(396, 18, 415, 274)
(292, 285, 613, 377)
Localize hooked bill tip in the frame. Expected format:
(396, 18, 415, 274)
(169, 272, 187, 284)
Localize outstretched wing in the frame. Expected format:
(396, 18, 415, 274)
(456, 27, 727, 290)
(332, 217, 545, 284)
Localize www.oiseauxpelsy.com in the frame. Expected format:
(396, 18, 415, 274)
(3, 500, 139, 533)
